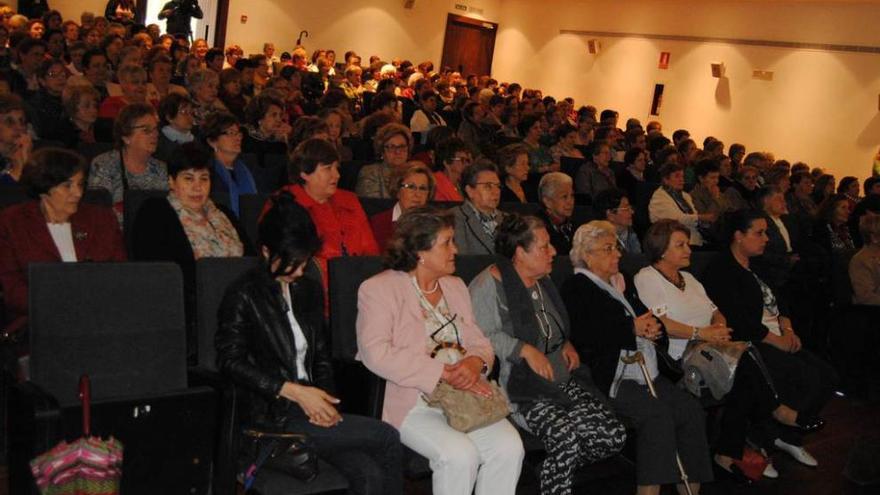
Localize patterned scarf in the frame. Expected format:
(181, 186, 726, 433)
(167, 194, 244, 259)
(467, 201, 499, 240)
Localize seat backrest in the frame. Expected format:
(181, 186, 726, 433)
(687, 250, 719, 282)
(338, 159, 366, 192)
(619, 252, 649, 279)
(560, 156, 586, 180)
(454, 255, 497, 285)
(499, 202, 541, 216)
(359, 197, 395, 217)
(550, 255, 574, 290)
(123, 189, 169, 254)
(77, 141, 115, 162)
(28, 262, 187, 406)
(328, 256, 385, 361)
(210, 191, 232, 213)
(195, 257, 261, 371)
(238, 193, 271, 248)
(241, 153, 288, 194)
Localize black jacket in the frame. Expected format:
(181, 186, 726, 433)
(560, 272, 645, 395)
(159, 0, 204, 35)
(215, 266, 334, 426)
(26, 89, 65, 141)
(702, 248, 789, 344)
(752, 214, 801, 293)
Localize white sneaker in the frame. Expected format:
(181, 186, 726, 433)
(763, 462, 779, 479)
(774, 438, 818, 467)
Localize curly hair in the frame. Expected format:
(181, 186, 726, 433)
(385, 207, 455, 271)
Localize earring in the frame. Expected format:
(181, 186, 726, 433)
(418, 258, 425, 264)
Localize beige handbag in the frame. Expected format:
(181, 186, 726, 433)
(424, 381, 511, 433)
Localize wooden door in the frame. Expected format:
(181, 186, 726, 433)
(440, 14, 498, 76)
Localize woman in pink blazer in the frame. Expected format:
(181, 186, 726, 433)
(356, 207, 524, 495)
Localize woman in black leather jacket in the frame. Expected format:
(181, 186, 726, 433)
(215, 193, 402, 494)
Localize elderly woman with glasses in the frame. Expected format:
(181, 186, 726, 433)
(99, 64, 149, 120)
(358, 207, 524, 495)
(469, 214, 626, 495)
(536, 172, 576, 254)
(452, 161, 505, 255)
(89, 103, 168, 223)
(27, 59, 67, 141)
(649, 162, 715, 247)
(369, 163, 435, 249)
(722, 165, 761, 212)
(561, 220, 713, 495)
(594, 188, 641, 255)
(202, 112, 256, 217)
(432, 137, 469, 202)
(356, 123, 413, 199)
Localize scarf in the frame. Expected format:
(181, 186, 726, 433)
(162, 125, 194, 144)
(167, 193, 244, 259)
(662, 185, 694, 214)
(467, 201, 499, 240)
(212, 157, 257, 216)
(497, 258, 570, 347)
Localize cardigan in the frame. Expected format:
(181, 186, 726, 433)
(648, 186, 704, 246)
(0, 201, 126, 323)
(356, 269, 495, 429)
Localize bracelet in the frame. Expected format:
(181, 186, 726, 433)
(690, 326, 700, 341)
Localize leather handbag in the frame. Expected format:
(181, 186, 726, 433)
(424, 381, 511, 433)
(240, 429, 318, 489)
(681, 341, 750, 399)
(505, 359, 573, 406)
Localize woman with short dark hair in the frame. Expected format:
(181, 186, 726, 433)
(593, 188, 641, 254)
(132, 142, 251, 362)
(217, 194, 402, 495)
(575, 141, 616, 199)
(358, 207, 524, 495)
(0, 148, 125, 327)
(452, 161, 505, 254)
(89, 103, 168, 223)
(242, 92, 290, 157)
(497, 143, 535, 204)
(469, 214, 625, 495)
(202, 112, 257, 215)
(648, 162, 713, 247)
(813, 193, 855, 255)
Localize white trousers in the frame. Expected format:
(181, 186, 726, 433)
(399, 398, 524, 495)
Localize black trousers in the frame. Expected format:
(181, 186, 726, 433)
(283, 413, 403, 495)
(612, 376, 714, 486)
(715, 352, 780, 459)
(749, 344, 837, 448)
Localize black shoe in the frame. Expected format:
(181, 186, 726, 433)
(794, 414, 825, 433)
(714, 460, 753, 485)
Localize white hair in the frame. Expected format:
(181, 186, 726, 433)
(538, 172, 573, 201)
(570, 220, 616, 269)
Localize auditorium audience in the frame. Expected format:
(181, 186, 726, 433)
(0, 94, 32, 184)
(356, 123, 412, 198)
(432, 136, 469, 202)
(536, 172, 577, 254)
(242, 92, 290, 157)
(217, 193, 402, 495)
(813, 193, 855, 255)
(702, 210, 837, 469)
(26, 58, 66, 140)
(58, 85, 100, 147)
(155, 92, 196, 164)
(369, 162, 434, 248)
(0, 148, 125, 326)
(575, 141, 616, 199)
(98, 64, 149, 119)
(188, 68, 227, 127)
(357, 208, 524, 495)
(594, 188, 641, 254)
(452, 161, 505, 254)
(722, 165, 760, 212)
(201, 112, 256, 215)
(615, 147, 647, 202)
(561, 220, 713, 495)
(498, 143, 536, 204)
(850, 214, 880, 306)
(649, 162, 713, 247)
(88, 103, 168, 222)
(469, 214, 626, 495)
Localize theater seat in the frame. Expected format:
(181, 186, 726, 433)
(239, 193, 272, 248)
(8, 262, 216, 495)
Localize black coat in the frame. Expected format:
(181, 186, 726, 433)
(752, 214, 801, 293)
(702, 248, 789, 344)
(215, 266, 334, 426)
(560, 272, 646, 395)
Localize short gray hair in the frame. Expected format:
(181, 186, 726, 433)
(539, 172, 573, 200)
(570, 220, 616, 268)
(187, 68, 219, 93)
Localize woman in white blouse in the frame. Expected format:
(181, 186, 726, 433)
(634, 219, 824, 481)
(648, 163, 716, 247)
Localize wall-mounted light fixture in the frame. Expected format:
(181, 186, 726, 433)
(711, 62, 725, 78)
(588, 39, 601, 55)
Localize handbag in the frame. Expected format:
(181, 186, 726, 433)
(505, 359, 572, 406)
(732, 447, 770, 481)
(681, 340, 750, 399)
(239, 428, 318, 489)
(424, 381, 511, 433)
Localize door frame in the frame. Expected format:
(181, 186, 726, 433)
(440, 13, 498, 76)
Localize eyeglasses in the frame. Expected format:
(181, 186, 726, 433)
(221, 128, 243, 138)
(132, 124, 159, 134)
(475, 182, 501, 190)
(46, 70, 67, 78)
(0, 116, 26, 128)
(384, 143, 408, 153)
(400, 183, 430, 193)
(591, 244, 620, 255)
(613, 206, 633, 213)
(177, 108, 193, 116)
(450, 157, 472, 164)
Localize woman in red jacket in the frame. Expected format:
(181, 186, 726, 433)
(275, 138, 379, 285)
(0, 147, 126, 335)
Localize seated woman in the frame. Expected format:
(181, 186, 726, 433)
(575, 141, 616, 199)
(635, 219, 824, 480)
(356, 123, 412, 199)
(498, 143, 536, 204)
(689, 158, 729, 218)
(615, 148, 647, 203)
(146, 55, 188, 102)
(369, 163, 434, 249)
(519, 115, 558, 174)
(594, 188, 641, 254)
(202, 112, 257, 216)
(432, 136, 469, 202)
(277, 138, 378, 286)
(813, 193, 855, 255)
(409, 89, 446, 138)
(536, 172, 576, 254)
(89, 103, 168, 224)
(850, 214, 880, 305)
(452, 161, 505, 255)
(469, 214, 626, 495)
(550, 124, 585, 163)
(216, 194, 402, 495)
(58, 85, 100, 148)
(188, 69, 228, 128)
(218, 68, 247, 121)
(357, 208, 524, 495)
(132, 142, 252, 361)
(98, 64, 150, 120)
(155, 93, 196, 165)
(702, 210, 837, 469)
(242, 92, 291, 158)
(27, 58, 67, 141)
(0, 94, 32, 186)
(561, 220, 713, 495)
(722, 165, 760, 212)
(320, 108, 353, 162)
(649, 162, 714, 247)
(0, 148, 125, 329)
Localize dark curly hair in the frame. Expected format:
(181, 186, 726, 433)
(288, 138, 339, 183)
(258, 192, 322, 278)
(494, 213, 546, 259)
(385, 207, 455, 271)
(21, 147, 88, 198)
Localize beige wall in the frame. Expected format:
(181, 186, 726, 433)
(223, 0, 501, 64)
(492, 0, 880, 182)
(48, 0, 107, 22)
